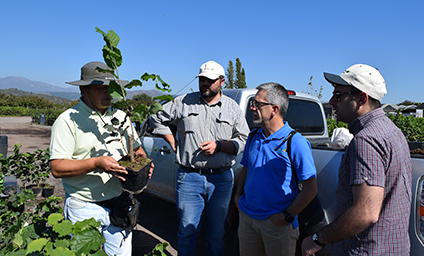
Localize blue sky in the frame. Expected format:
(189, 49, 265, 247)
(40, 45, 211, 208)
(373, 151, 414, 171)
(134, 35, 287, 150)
(1, 0, 423, 104)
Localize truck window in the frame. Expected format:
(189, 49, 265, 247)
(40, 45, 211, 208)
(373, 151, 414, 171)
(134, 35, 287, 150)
(245, 98, 325, 135)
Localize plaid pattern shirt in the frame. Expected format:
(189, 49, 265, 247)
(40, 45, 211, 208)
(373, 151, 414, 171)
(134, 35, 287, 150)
(330, 108, 412, 255)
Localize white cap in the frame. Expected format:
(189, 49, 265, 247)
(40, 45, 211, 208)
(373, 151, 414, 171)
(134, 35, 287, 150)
(324, 64, 387, 101)
(197, 60, 225, 80)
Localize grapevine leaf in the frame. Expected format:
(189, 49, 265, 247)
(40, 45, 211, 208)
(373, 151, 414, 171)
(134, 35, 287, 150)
(95, 67, 117, 77)
(154, 95, 174, 102)
(140, 73, 156, 81)
(108, 81, 125, 99)
(125, 79, 143, 90)
(105, 30, 120, 48)
(155, 84, 172, 93)
(53, 220, 73, 237)
(113, 100, 130, 109)
(54, 238, 71, 248)
(49, 246, 76, 256)
(156, 75, 171, 89)
(48, 213, 64, 226)
(134, 104, 148, 113)
(95, 27, 107, 38)
(149, 102, 163, 114)
(71, 227, 105, 255)
(26, 238, 48, 253)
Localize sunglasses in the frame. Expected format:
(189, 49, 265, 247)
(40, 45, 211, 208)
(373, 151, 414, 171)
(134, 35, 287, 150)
(199, 77, 219, 83)
(249, 99, 274, 109)
(332, 91, 359, 102)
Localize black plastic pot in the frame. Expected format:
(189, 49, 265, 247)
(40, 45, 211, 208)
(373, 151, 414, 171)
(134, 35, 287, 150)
(120, 159, 152, 194)
(30, 186, 42, 197)
(42, 186, 55, 197)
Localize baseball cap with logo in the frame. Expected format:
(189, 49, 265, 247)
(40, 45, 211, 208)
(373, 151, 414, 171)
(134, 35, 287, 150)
(197, 60, 225, 80)
(324, 64, 387, 101)
(66, 61, 129, 86)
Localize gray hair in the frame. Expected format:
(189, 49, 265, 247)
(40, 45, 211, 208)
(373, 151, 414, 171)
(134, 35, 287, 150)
(256, 82, 289, 118)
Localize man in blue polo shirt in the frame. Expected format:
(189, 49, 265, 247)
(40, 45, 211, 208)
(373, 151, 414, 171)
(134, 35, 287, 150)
(234, 82, 317, 256)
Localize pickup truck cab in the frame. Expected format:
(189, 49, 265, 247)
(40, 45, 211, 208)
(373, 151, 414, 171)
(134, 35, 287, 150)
(141, 88, 424, 255)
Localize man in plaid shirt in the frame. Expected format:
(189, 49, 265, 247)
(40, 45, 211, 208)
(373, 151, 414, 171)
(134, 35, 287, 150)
(302, 64, 412, 255)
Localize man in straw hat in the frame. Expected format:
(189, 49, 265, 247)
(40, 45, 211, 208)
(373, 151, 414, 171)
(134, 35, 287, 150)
(50, 61, 153, 256)
(302, 64, 412, 255)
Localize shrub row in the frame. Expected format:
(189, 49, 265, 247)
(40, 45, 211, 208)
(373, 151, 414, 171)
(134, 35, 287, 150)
(0, 107, 62, 126)
(327, 113, 424, 142)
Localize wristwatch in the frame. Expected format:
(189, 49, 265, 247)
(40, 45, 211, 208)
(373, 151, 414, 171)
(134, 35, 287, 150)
(312, 233, 325, 247)
(282, 209, 294, 224)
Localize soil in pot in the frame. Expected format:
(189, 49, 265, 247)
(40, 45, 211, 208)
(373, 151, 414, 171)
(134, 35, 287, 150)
(118, 154, 152, 194)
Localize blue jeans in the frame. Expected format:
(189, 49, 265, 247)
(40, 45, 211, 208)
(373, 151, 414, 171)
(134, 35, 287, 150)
(176, 167, 234, 256)
(64, 196, 132, 256)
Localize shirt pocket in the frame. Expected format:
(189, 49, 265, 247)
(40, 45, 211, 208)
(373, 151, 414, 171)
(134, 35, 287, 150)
(215, 112, 233, 139)
(181, 112, 199, 134)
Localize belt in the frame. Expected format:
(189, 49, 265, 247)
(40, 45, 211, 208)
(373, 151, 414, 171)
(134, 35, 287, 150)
(179, 165, 231, 175)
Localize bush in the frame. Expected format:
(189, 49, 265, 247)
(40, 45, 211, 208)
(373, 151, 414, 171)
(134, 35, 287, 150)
(327, 113, 424, 142)
(388, 113, 424, 142)
(326, 119, 348, 137)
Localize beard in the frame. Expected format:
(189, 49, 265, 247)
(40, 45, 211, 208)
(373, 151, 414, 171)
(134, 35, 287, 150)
(200, 86, 221, 98)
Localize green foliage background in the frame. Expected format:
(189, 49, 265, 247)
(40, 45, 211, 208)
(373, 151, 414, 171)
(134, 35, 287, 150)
(327, 114, 424, 142)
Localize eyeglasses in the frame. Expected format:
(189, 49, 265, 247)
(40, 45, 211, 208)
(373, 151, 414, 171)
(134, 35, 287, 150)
(250, 99, 274, 109)
(332, 91, 358, 102)
(199, 77, 219, 83)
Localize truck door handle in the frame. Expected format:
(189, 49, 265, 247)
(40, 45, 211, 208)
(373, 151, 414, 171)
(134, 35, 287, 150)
(159, 146, 171, 154)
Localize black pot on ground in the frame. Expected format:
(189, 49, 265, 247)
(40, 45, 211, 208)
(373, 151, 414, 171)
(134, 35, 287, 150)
(42, 186, 55, 197)
(29, 185, 42, 197)
(120, 159, 152, 194)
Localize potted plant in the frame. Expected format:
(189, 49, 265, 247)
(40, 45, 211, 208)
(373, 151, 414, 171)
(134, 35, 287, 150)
(94, 27, 173, 193)
(0, 145, 52, 197)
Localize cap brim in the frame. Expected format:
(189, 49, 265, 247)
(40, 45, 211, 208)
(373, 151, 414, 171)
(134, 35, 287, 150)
(323, 72, 350, 86)
(66, 79, 129, 86)
(197, 73, 220, 80)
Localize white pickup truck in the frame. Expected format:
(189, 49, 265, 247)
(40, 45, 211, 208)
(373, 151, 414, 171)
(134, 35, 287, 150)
(141, 88, 424, 255)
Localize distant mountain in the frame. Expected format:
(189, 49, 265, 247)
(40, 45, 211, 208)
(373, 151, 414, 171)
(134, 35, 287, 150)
(0, 88, 75, 105)
(0, 76, 78, 93)
(0, 76, 165, 101)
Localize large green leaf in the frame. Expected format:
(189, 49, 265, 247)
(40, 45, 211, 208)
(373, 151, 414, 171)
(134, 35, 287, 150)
(108, 81, 125, 99)
(134, 104, 148, 113)
(154, 95, 174, 102)
(95, 27, 107, 38)
(156, 75, 171, 89)
(48, 246, 75, 256)
(26, 238, 48, 254)
(73, 218, 101, 234)
(125, 79, 143, 90)
(140, 73, 157, 81)
(53, 220, 73, 238)
(155, 84, 172, 93)
(47, 213, 63, 225)
(95, 67, 116, 77)
(149, 102, 163, 114)
(102, 46, 122, 69)
(71, 227, 104, 255)
(105, 30, 120, 48)
(112, 100, 130, 109)
(53, 238, 71, 249)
